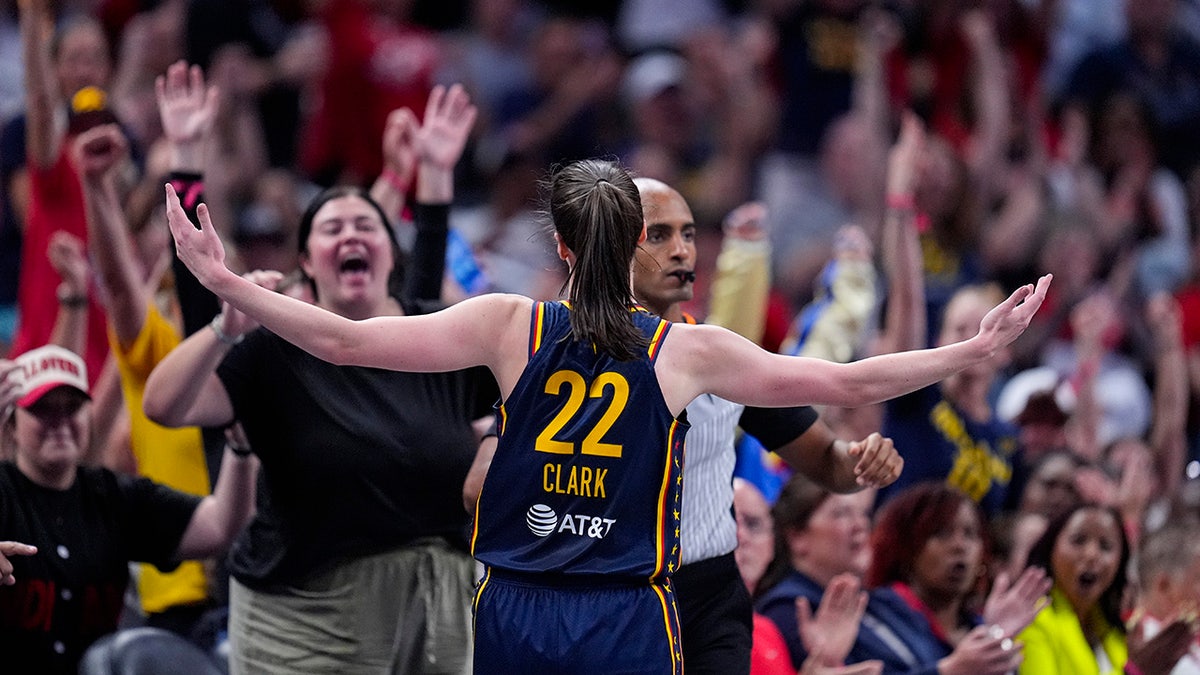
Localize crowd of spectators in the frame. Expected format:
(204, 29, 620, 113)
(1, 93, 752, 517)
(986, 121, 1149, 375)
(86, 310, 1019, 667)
(3, 0, 1200, 672)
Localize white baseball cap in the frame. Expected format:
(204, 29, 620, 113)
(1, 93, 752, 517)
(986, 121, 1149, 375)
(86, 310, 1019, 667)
(13, 345, 90, 408)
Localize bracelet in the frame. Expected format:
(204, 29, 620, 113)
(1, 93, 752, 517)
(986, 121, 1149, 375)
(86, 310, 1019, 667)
(226, 442, 253, 458)
(57, 285, 88, 308)
(209, 315, 244, 346)
(58, 293, 88, 308)
(381, 166, 411, 194)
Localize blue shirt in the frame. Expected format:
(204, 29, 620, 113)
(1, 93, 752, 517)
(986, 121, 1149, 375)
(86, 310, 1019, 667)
(879, 386, 1019, 514)
(472, 302, 688, 579)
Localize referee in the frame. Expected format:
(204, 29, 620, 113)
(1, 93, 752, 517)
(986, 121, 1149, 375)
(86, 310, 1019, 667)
(629, 178, 903, 674)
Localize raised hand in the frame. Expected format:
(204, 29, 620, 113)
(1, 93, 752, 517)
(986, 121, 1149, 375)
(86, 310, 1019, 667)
(47, 231, 90, 298)
(959, 9, 998, 53)
(832, 224, 873, 263)
(976, 275, 1052, 354)
(797, 573, 869, 668)
(1146, 292, 1183, 354)
(165, 183, 228, 286)
(886, 111, 925, 200)
(1127, 614, 1200, 675)
(72, 124, 129, 180)
(382, 107, 420, 188)
(155, 60, 218, 146)
(722, 201, 768, 242)
(0, 542, 37, 586)
(981, 567, 1051, 638)
(417, 83, 478, 170)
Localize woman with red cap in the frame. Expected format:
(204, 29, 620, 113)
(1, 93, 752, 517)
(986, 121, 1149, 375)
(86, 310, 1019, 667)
(0, 345, 257, 674)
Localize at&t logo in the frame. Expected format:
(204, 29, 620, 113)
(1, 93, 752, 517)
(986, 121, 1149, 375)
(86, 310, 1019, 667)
(526, 504, 558, 536)
(525, 504, 616, 539)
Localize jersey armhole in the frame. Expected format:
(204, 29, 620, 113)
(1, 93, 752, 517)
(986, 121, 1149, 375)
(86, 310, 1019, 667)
(528, 300, 546, 358)
(646, 318, 671, 366)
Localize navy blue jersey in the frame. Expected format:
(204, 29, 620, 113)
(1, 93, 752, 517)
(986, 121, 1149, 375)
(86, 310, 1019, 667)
(473, 301, 688, 580)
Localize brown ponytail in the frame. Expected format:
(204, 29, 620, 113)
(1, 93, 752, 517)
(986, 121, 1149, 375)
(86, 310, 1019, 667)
(549, 159, 647, 361)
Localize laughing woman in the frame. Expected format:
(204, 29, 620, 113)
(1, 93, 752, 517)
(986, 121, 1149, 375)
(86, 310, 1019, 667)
(144, 86, 497, 673)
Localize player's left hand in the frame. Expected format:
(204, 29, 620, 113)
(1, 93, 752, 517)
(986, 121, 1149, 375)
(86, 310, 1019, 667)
(166, 183, 228, 286)
(847, 433, 903, 488)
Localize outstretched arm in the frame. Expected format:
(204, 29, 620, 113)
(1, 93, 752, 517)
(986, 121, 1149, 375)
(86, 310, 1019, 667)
(45, 231, 90, 354)
(164, 185, 525, 383)
(658, 276, 1051, 415)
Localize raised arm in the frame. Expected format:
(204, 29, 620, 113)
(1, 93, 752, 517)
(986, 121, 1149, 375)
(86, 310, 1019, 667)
(414, 84, 476, 207)
(658, 275, 1050, 415)
(45, 231, 90, 354)
(1145, 293, 1187, 499)
(369, 107, 417, 223)
(705, 201, 771, 342)
(20, 0, 63, 169)
(157, 60, 222, 335)
(876, 112, 927, 356)
(74, 125, 147, 345)
(406, 83, 477, 304)
(959, 10, 1011, 197)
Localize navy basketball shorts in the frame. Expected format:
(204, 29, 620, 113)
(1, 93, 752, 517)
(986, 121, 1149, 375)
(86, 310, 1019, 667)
(472, 569, 683, 674)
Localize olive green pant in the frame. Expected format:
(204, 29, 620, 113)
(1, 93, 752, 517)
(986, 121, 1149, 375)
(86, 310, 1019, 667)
(229, 539, 475, 674)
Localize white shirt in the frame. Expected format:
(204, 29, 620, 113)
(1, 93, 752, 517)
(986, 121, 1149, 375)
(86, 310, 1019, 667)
(679, 393, 745, 564)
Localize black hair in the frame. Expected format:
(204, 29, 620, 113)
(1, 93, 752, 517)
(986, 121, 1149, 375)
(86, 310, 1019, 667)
(295, 186, 406, 303)
(548, 159, 646, 361)
(1026, 503, 1130, 633)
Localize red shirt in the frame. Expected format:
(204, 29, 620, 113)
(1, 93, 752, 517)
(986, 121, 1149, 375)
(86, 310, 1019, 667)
(9, 146, 108, 385)
(299, 0, 437, 183)
(752, 612, 799, 675)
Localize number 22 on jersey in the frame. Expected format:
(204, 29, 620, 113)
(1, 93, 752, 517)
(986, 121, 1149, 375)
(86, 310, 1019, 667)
(535, 370, 628, 458)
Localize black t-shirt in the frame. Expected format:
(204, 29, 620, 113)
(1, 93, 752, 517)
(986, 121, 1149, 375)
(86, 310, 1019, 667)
(0, 463, 200, 674)
(218, 330, 499, 590)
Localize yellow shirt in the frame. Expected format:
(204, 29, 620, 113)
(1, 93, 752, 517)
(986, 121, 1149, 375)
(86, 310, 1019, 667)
(111, 305, 211, 614)
(1018, 587, 1127, 675)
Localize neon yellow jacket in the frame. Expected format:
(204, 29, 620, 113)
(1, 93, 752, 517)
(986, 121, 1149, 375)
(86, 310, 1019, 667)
(1018, 587, 1127, 675)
